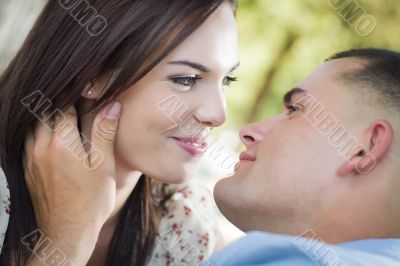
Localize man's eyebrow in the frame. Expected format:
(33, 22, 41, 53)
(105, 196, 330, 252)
(283, 87, 307, 106)
(168, 60, 240, 74)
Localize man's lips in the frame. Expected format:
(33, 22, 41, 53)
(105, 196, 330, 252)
(234, 151, 256, 172)
(239, 151, 256, 161)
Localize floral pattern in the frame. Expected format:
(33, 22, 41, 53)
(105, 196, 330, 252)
(0, 167, 10, 252)
(147, 184, 219, 266)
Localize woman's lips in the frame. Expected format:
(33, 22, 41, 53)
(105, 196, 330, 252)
(171, 137, 208, 156)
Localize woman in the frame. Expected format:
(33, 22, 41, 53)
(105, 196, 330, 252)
(0, 0, 239, 265)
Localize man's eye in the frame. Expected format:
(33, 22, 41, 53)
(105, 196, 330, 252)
(286, 104, 301, 115)
(223, 76, 238, 87)
(169, 76, 201, 88)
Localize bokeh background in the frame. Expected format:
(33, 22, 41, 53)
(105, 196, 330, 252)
(1, 0, 399, 244)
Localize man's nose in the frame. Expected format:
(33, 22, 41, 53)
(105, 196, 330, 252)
(239, 123, 263, 147)
(239, 116, 279, 147)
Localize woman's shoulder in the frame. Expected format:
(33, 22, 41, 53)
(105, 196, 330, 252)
(147, 182, 220, 265)
(0, 167, 11, 252)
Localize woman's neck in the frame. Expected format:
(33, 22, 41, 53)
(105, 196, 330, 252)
(86, 159, 142, 266)
(111, 159, 142, 217)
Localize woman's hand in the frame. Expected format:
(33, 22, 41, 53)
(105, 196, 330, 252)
(23, 102, 122, 265)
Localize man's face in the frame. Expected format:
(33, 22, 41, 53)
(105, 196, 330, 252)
(214, 58, 366, 234)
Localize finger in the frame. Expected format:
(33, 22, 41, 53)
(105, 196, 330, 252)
(89, 102, 121, 171)
(52, 105, 81, 149)
(53, 108, 68, 133)
(60, 106, 88, 159)
(23, 128, 35, 186)
(23, 128, 35, 167)
(23, 129, 42, 215)
(33, 118, 53, 149)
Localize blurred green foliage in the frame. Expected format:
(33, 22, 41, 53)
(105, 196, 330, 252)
(225, 0, 399, 130)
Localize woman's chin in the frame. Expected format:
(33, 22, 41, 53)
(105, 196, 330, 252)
(162, 173, 194, 184)
(157, 166, 199, 184)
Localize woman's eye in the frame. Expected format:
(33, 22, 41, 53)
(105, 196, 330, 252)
(169, 76, 201, 88)
(223, 76, 238, 87)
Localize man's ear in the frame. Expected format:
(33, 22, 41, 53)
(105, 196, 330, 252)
(336, 119, 394, 177)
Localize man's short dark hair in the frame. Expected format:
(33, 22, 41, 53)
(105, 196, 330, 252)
(326, 48, 400, 112)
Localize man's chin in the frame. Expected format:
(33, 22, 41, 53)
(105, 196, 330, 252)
(213, 177, 240, 211)
(213, 182, 249, 232)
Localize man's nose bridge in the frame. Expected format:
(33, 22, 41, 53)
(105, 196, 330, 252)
(255, 115, 280, 135)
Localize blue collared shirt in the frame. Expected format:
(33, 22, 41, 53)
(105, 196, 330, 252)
(202, 231, 400, 266)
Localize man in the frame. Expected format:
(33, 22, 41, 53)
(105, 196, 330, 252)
(204, 48, 400, 265)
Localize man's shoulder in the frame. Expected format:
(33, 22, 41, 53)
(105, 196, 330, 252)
(203, 231, 400, 266)
(203, 231, 316, 266)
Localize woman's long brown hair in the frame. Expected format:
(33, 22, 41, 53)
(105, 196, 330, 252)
(0, 0, 237, 265)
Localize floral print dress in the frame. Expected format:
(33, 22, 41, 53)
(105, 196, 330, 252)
(147, 184, 220, 265)
(0, 168, 219, 265)
(0, 167, 10, 252)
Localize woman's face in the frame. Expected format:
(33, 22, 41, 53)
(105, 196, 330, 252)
(99, 4, 238, 183)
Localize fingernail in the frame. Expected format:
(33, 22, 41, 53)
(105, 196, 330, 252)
(106, 102, 121, 120)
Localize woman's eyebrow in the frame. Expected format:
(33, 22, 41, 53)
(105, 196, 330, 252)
(229, 62, 240, 73)
(168, 60, 210, 72)
(283, 87, 307, 105)
(168, 60, 240, 74)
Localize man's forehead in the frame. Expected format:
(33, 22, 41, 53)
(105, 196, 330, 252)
(306, 58, 366, 83)
(280, 59, 365, 111)
(291, 58, 365, 95)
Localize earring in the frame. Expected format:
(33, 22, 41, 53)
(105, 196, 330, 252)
(85, 79, 95, 96)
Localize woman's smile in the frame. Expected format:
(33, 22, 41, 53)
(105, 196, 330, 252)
(171, 136, 208, 156)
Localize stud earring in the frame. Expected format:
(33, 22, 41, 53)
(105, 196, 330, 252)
(85, 79, 95, 96)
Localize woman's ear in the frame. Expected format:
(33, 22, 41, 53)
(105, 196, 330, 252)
(80, 79, 99, 100)
(336, 119, 393, 177)
(81, 71, 119, 100)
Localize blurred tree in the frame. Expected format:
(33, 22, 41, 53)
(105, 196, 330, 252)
(225, 0, 400, 128)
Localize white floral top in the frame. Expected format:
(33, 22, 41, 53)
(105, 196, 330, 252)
(0, 168, 10, 252)
(0, 168, 219, 265)
(147, 184, 219, 265)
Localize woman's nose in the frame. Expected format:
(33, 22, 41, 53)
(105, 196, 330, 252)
(194, 90, 226, 128)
